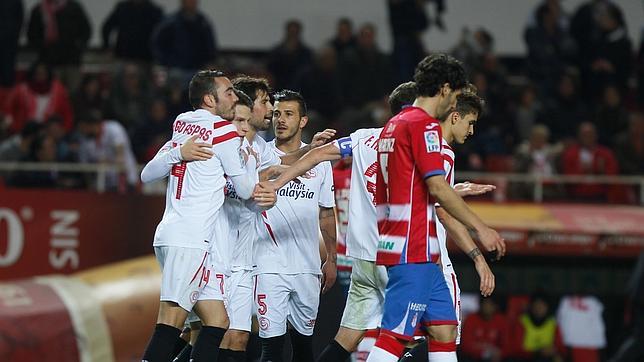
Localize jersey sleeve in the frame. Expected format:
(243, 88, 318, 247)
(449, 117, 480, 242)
(333, 128, 380, 159)
(409, 121, 445, 178)
(140, 140, 182, 183)
(318, 161, 336, 208)
(213, 123, 245, 177)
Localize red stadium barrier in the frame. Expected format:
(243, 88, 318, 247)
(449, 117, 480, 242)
(0, 189, 164, 280)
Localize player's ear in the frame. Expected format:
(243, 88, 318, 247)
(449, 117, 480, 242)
(299, 115, 308, 129)
(451, 112, 460, 125)
(203, 93, 216, 108)
(441, 83, 452, 97)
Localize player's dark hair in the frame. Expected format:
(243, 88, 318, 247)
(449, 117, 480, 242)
(232, 76, 271, 103)
(454, 92, 484, 118)
(234, 89, 253, 109)
(414, 53, 467, 97)
(189, 70, 225, 109)
(274, 89, 307, 117)
(388, 81, 417, 115)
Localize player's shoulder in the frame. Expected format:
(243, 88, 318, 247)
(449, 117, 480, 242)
(351, 128, 382, 141)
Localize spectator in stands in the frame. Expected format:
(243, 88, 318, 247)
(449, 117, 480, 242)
(586, 3, 632, 99)
(2, 60, 74, 135)
(151, 0, 217, 71)
(513, 124, 563, 200)
(460, 296, 509, 362)
(292, 46, 344, 122)
(267, 19, 313, 91)
(132, 98, 171, 161)
(345, 23, 394, 106)
(592, 84, 629, 146)
(639, 26, 644, 107)
(7, 133, 60, 188)
(72, 74, 107, 122)
(541, 72, 587, 141)
(26, 0, 91, 89)
(613, 113, 644, 175)
(102, 0, 164, 62)
(514, 85, 543, 142)
(557, 295, 606, 362)
(0, 0, 24, 89)
(514, 124, 561, 178)
(451, 27, 494, 73)
(77, 111, 139, 192)
(329, 17, 357, 57)
(0, 121, 41, 162)
(524, 3, 577, 95)
(106, 63, 151, 132)
(561, 122, 619, 201)
(387, 0, 428, 83)
(509, 292, 566, 362)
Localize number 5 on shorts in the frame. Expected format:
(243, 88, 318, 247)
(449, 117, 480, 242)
(257, 294, 267, 315)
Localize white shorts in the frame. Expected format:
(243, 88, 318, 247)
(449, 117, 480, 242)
(184, 255, 228, 325)
(253, 273, 321, 338)
(443, 269, 462, 344)
(154, 246, 211, 312)
(340, 259, 388, 331)
(225, 269, 254, 332)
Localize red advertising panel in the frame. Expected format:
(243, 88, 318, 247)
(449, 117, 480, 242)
(0, 190, 164, 280)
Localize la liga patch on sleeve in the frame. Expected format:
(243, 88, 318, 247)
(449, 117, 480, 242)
(424, 130, 440, 153)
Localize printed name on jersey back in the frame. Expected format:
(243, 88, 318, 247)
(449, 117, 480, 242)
(378, 138, 395, 152)
(173, 119, 213, 141)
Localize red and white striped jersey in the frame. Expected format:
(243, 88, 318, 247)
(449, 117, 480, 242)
(332, 160, 352, 273)
(153, 109, 245, 252)
(437, 139, 455, 271)
(375, 107, 445, 265)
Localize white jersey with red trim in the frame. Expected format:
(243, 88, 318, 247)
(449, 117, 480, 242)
(253, 141, 335, 275)
(437, 138, 455, 270)
(153, 109, 245, 252)
(223, 135, 281, 272)
(333, 128, 382, 261)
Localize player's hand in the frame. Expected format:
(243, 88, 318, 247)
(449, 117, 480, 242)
(311, 128, 337, 148)
(454, 182, 496, 197)
(476, 227, 506, 260)
(253, 183, 277, 208)
(474, 257, 495, 297)
(320, 256, 337, 294)
(180, 135, 213, 161)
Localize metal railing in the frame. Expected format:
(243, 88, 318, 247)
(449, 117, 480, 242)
(0, 162, 642, 204)
(456, 172, 644, 205)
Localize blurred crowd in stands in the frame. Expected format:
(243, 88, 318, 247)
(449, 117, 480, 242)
(0, 0, 642, 201)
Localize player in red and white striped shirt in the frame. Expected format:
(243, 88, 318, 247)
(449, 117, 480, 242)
(368, 54, 505, 362)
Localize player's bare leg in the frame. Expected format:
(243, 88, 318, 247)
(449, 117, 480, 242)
(220, 329, 250, 362)
(189, 300, 229, 361)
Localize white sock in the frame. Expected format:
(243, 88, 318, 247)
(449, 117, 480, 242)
(366, 346, 400, 362)
(428, 351, 457, 361)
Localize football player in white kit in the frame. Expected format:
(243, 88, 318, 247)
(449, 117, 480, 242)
(261, 83, 499, 362)
(253, 90, 337, 362)
(140, 70, 275, 362)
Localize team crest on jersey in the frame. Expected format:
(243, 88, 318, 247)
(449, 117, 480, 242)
(259, 317, 270, 330)
(424, 130, 440, 153)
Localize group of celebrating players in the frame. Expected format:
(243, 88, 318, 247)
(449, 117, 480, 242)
(140, 53, 507, 362)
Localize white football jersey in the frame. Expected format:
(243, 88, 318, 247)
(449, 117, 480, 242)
(153, 109, 245, 253)
(223, 135, 281, 272)
(254, 141, 335, 275)
(436, 138, 456, 271)
(557, 296, 606, 348)
(334, 128, 382, 261)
